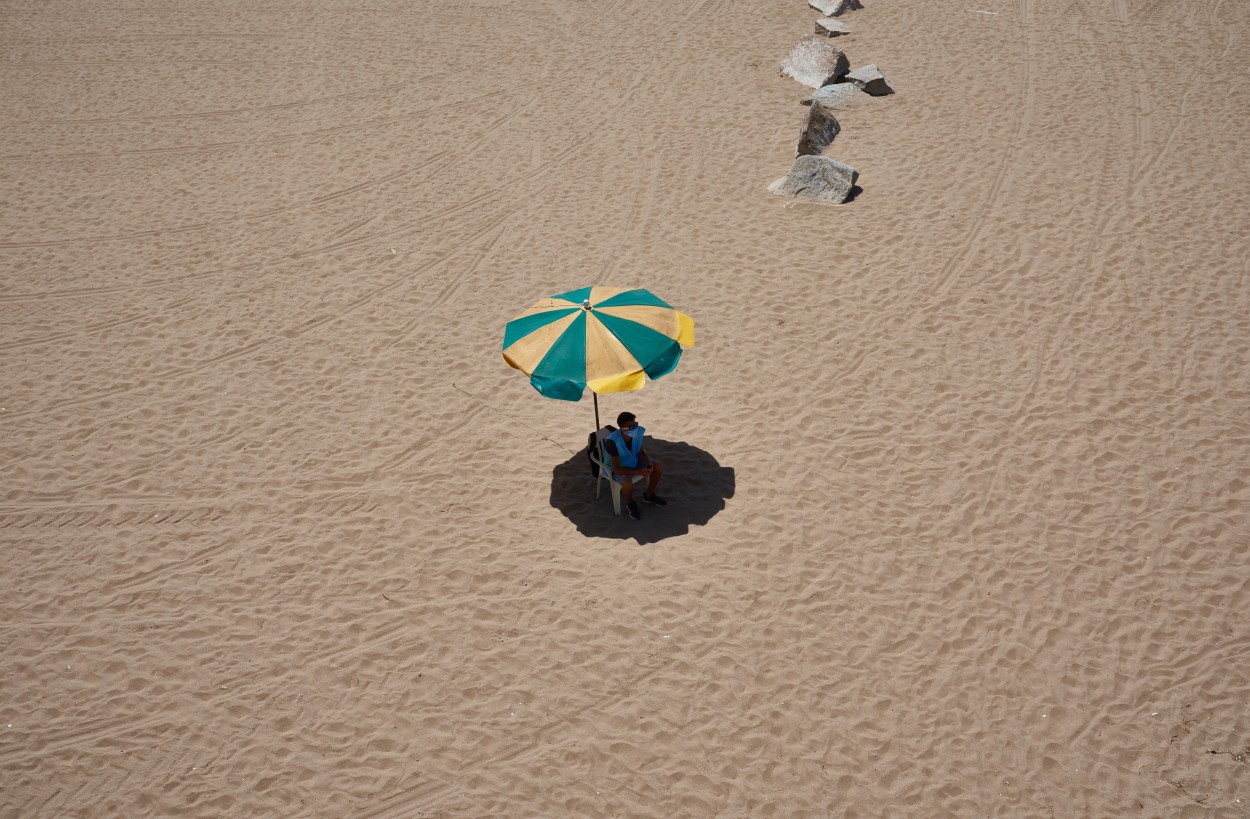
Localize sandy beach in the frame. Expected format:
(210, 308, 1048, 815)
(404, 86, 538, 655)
(3, 0, 1249, 815)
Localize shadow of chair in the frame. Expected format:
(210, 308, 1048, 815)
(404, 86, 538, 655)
(549, 437, 735, 544)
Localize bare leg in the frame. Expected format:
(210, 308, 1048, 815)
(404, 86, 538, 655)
(645, 460, 663, 495)
(620, 475, 636, 504)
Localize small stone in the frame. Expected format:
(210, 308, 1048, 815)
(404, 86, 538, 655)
(815, 18, 851, 37)
(796, 103, 841, 157)
(810, 0, 864, 17)
(779, 36, 851, 88)
(769, 155, 859, 204)
(800, 83, 874, 110)
(845, 64, 896, 96)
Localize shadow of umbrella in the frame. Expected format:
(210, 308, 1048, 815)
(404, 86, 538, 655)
(549, 438, 735, 544)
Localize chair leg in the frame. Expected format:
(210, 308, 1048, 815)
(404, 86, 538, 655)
(610, 480, 622, 515)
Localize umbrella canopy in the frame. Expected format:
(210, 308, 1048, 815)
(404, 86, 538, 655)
(502, 286, 694, 402)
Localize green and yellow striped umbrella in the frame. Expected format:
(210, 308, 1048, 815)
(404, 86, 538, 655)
(502, 286, 695, 410)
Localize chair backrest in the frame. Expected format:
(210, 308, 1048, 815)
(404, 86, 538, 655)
(591, 426, 616, 477)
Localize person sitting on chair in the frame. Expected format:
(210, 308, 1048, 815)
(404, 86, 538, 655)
(605, 411, 666, 520)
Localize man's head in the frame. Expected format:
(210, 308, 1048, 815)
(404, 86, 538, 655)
(616, 411, 637, 430)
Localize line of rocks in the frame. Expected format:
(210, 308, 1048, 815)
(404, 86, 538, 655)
(769, 0, 896, 205)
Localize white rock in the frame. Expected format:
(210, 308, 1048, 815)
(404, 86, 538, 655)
(810, 0, 864, 17)
(769, 155, 859, 204)
(779, 36, 850, 88)
(815, 17, 851, 37)
(800, 83, 874, 109)
(846, 64, 896, 96)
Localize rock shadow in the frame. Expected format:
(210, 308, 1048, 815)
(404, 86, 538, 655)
(549, 437, 735, 544)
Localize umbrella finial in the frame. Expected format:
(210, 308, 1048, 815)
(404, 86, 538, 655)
(582, 299, 592, 311)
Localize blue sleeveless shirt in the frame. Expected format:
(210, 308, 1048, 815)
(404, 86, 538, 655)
(607, 426, 645, 471)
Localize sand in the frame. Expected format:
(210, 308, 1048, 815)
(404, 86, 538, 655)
(3, 0, 1249, 815)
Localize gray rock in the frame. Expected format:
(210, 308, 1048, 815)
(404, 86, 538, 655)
(769, 155, 859, 204)
(846, 64, 895, 96)
(779, 36, 850, 89)
(800, 82, 873, 109)
(810, 0, 863, 17)
(815, 18, 852, 37)
(796, 103, 840, 157)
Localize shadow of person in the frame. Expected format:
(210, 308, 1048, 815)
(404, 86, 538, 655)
(549, 438, 735, 544)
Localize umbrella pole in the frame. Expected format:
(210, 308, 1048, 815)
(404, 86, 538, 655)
(593, 392, 601, 430)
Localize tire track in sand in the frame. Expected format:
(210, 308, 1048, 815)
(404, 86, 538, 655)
(15, 81, 406, 126)
(0, 92, 515, 249)
(0, 135, 591, 446)
(0, 294, 198, 350)
(0, 101, 523, 308)
(929, 0, 1038, 298)
(1003, 0, 1140, 420)
(0, 212, 512, 425)
(0, 87, 514, 166)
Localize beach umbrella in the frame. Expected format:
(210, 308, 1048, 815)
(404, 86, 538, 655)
(502, 285, 695, 428)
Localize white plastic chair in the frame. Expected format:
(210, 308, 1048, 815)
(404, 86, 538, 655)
(591, 427, 645, 516)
